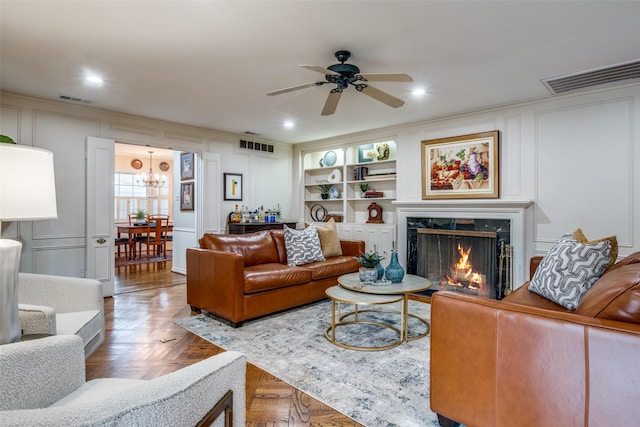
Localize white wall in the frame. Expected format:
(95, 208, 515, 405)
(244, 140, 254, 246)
(294, 83, 640, 262)
(1, 92, 293, 277)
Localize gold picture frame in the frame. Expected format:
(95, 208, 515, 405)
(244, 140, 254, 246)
(421, 131, 499, 200)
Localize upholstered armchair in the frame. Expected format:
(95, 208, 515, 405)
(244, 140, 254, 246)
(0, 335, 247, 426)
(18, 273, 105, 358)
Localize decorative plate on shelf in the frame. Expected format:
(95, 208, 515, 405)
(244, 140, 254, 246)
(131, 159, 143, 169)
(159, 161, 170, 172)
(329, 187, 341, 199)
(321, 150, 337, 167)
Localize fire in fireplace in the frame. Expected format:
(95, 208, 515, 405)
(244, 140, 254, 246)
(407, 217, 512, 300)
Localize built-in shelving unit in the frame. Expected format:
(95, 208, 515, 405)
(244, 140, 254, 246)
(302, 141, 398, 252)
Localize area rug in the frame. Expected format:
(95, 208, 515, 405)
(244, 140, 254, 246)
(115, 253, 172, 267)
(175, 299, 440, 427)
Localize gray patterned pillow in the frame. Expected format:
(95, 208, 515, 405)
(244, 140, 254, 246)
(284, 224, 325, 266)
(528, 234, 611, 310)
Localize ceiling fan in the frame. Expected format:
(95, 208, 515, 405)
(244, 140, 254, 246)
(267, 50, 413, 116)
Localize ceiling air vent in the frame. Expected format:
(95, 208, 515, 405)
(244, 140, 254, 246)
(542, 59, 640, 95)
(59, 95, 91, 104)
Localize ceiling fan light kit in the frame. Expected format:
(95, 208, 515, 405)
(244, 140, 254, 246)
(267, 50, 413, 115)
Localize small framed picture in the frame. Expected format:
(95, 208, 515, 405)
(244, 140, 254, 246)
(180, 182, 194, 211)
(180, 152, 194, 180)
(224, 173, 243, 201)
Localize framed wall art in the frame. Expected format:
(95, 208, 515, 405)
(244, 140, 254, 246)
(223, 172, 243, 201)
(180, 182, 194, 211)
(421, 130, 499, 200)
(180, 152, 194, 180)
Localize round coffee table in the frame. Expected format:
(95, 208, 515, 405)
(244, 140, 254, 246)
(324, 285, 405, 351)
(337, 272, 432, 342)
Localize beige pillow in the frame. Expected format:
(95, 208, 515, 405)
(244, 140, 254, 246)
(315, 218, 343, 258)
(572, 228, 618, 269)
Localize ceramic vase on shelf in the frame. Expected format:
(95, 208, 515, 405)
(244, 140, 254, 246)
(385, 251, 405, 283)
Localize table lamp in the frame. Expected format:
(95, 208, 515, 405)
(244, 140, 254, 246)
(0, 143, 58, 344)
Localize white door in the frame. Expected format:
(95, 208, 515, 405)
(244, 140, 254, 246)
(86, 137, 115, 296)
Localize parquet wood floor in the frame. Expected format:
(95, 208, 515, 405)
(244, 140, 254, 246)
(85, 262, 363, 426)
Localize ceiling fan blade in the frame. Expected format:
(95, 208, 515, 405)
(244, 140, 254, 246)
(301, 65, 341, 76)
(360, 85, 405, 108)
(267, 81, 324, 96)
(321, 91, 342, 116)
(358, 73, 413, 82)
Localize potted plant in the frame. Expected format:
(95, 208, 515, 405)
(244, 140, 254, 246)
(355, 249, 385, 282)
(358, 182, 370, 198)
(318, 182, 332, 200)
(134, 209, 147, 224)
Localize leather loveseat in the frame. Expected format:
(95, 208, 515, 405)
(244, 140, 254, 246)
(430, 252, 640, 427)
(186, 229, 364, 327)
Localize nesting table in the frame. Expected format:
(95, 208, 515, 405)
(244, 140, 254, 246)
(324, 273, 432, 351)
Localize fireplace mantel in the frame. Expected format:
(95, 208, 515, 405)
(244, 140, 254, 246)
(395, 199, 534, 289)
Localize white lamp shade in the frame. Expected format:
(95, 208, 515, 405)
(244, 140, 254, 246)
(0, 144, 58, 221)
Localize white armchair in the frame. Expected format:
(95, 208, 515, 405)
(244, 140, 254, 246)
(0, 335, 247, 426)
(18, 273, 105, 358)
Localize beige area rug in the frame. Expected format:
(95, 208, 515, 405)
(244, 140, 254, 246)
(176, 300, 441, 427)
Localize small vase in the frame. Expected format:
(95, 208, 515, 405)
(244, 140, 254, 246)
(375, 262, 385, 280)
(385, 252, 405, 283)
(359, 267, 378, 282)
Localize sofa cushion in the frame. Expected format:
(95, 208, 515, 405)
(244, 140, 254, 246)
(503, 282, 573, 313)
(314, 218, 343, 258)
(575, 264, 640, 324)
(528, 234, 610, 310)
(301, 255, 362, 280)
(243, 263, 312, 293)
(269, 229, 288, 264)
(572, 228, 618, 269)
(199, 231, 279, 267)
(283, 225, 325, 266)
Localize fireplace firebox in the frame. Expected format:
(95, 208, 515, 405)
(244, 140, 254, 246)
(407, 217, 512, 300)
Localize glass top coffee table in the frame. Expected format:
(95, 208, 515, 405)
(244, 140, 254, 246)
(324, 273, 432, 350)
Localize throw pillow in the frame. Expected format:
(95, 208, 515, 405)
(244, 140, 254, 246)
(314, 218, 343, 258)
(572, 228, 618, 269)
(283, 224, 325, 266)
(528, 233, 611, 310)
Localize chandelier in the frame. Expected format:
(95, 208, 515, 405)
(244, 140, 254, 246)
(136, 151, 167, 188)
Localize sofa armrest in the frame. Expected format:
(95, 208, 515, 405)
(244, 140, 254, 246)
(18, 273, 103, 314)
(340, 240, 366, 257)
(187, 248, 246, 324)
(18, 304, 56, 336)
(529, 255, 544, 279)
(0, 335, 85, 411)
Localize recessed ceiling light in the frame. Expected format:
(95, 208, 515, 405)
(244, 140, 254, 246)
(85, 75, 103, 85)
(283, 120, 295, 128)
(412, 88, 426, 96)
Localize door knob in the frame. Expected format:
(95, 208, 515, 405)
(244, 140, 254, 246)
(96, 237, 107, 244)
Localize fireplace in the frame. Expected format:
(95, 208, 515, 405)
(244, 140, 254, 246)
(409, 218, 510, 299)
(395, 200, 533, 298)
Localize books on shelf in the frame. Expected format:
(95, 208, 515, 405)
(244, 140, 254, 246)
(364, 191, 384, 198)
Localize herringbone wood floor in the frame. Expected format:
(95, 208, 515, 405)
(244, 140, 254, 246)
(85, 261, 363, 426)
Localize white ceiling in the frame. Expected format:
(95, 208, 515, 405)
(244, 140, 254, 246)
(1, 1, 639, 144)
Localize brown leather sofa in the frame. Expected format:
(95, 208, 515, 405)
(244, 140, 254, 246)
(430, 252, 640, 427)
(186, 229, 364, 327)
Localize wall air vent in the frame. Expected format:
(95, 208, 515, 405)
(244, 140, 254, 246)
(239, 139, 274, 153)
(59, 95, 91, 104)
(542, 59, 640, 95)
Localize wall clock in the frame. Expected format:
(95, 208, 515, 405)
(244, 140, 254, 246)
(366, 202, 384, 224)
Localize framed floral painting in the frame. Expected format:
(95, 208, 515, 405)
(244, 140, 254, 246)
(421, 131, 499, 199)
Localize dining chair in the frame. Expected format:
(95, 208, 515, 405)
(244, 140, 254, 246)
(138, 215, 170, 259)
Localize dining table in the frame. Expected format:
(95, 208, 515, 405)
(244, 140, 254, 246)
(117, 223, 173, 260)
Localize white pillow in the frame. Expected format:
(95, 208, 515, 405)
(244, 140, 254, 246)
(283, 224, 325, 266)
(528, 234, 610, 310)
